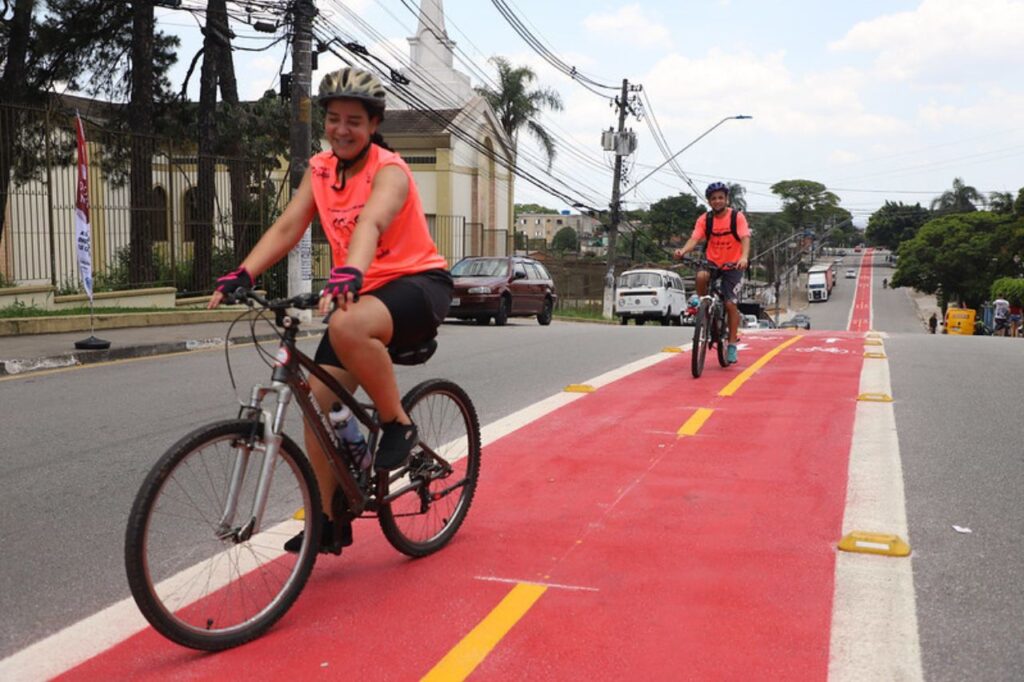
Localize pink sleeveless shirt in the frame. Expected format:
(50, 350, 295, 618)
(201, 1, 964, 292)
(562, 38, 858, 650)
(308, 144, 447, 293)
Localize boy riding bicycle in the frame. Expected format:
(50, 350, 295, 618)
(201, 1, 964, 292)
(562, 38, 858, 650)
(674, 182, 751, 364)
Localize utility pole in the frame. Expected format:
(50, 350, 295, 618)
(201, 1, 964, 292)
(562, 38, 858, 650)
(287, 0, 315, 301)
(602, 78, 634, 319)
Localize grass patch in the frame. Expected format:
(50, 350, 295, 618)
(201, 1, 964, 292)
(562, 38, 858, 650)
(553, 306, 616, 323)
(0, 304, 179, 319)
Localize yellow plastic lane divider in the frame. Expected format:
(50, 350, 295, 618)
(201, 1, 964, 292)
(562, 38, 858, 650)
(563, 384, 595, 393)
(662, 346, 683, 353)
(838, 531, 911, 557)
(864, 351, 887, 359)
(857, 392, 893, 402)
(718, 335, 803, 397)
(421, 582, 547, 681)
(864, 339, 884, 346)
(678, 408, 714, 437)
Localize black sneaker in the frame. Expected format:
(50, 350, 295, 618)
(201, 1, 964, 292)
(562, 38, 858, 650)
(284, 514, 353, 556)
(374, 421, 418, 471)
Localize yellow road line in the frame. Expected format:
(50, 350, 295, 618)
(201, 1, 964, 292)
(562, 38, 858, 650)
(677, 408, 714, 437)
(718, 335, 803, 397)
(421, 583, 547, 682)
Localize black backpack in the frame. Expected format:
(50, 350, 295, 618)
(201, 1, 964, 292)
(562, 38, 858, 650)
(705, 209, 742, 242)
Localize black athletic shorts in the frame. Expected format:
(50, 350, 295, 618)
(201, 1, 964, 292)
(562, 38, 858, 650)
(706, 265, 744, 303)
(314, 268, 453, 369)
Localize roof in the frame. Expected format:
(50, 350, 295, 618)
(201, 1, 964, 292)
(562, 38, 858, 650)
(380, 109, 461, 135)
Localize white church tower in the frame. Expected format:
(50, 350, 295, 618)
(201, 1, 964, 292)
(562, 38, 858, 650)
(404, 0, 475, 108)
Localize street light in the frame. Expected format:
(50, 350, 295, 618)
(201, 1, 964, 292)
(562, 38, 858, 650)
(624, 115, 753, 195)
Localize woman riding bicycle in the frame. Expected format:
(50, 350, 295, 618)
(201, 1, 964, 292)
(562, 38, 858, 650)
(673, 181, 751, 364)
(208, 67, 452, 553)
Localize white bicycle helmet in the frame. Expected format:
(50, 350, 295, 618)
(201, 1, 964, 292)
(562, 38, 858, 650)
(317, 67, 387, 110)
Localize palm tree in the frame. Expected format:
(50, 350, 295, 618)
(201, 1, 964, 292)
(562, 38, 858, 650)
(727, 182, 747, 211)
(988, 191, 1014, 214)
(476, 56, 563, 169)
(930, 177, 983, 214)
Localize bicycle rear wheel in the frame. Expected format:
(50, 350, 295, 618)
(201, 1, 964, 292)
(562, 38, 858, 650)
(125, 419, 321, 651)
(379, 379, 481, 557)
(715, 305, 729, 367)
(691, 301, 710, 378)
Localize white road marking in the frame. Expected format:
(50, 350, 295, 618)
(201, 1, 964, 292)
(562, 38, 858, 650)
(0, 349, 677, 680)
(828, 348, 923, 680)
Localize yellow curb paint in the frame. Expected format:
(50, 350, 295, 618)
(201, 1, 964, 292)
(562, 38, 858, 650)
(838, 531, 911, 557)
(864, 352, 887, 359)
(661, 346, 683, 353)
(677, 408, 714, 437)
(857, 392, 893, 402)
(421, 583, 547, 682)
(864, 339, 883, 346)
(718, 335, 803, 397)
(293, 508, 305, 521)
(563, 384, 595, 393)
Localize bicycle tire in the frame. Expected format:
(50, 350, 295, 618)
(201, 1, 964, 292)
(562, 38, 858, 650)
(691, 301, 710, 378)
(379, 379, 481, 557)
(715, 304, 729, 367)
(125, 419, 322, 651)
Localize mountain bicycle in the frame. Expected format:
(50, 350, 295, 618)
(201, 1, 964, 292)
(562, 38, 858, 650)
(124, 289, 481, 651)
(683, 257, 739, 378)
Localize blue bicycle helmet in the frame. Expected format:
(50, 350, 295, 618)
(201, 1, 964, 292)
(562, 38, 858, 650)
(705, 181, 729, 198)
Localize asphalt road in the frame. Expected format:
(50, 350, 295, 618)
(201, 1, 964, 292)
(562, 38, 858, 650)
(2, 259, 1022, 680)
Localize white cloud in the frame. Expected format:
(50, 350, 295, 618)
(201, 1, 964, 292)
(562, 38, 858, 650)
(830, 149, 862, 164)
(583, 4, 672, 49)
(917, 87, 1024, 129)
(829, 0, 1024, 81)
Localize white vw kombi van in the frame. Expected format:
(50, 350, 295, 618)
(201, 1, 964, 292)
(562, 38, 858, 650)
(615, 268, 688, 326)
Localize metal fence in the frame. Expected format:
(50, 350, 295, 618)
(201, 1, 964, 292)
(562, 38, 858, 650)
(1, 103, 506, 297)
(0, 103, 280, 295)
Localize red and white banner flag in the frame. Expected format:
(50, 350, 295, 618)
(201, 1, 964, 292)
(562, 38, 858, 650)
(74, 112, 94, 301)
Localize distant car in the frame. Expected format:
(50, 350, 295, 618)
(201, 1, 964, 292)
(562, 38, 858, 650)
(742, 314, 760, 329)
(448, 256, 557, 326)
(757, 319, 775, 329)
(853, 245, 863, 252)
(781, 313, 811, 330)
(845, 268, 856, 279)
(838, 249, 847, 256)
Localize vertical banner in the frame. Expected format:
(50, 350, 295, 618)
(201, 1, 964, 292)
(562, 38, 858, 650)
(74, 112, 94, 302)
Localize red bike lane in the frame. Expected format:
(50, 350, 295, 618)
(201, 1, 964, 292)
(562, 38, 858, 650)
(848, 248, 875, 332)
(60, 332, 866, 681)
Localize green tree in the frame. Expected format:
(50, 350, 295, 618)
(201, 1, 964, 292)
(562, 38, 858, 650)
(727, 182, 747, 211)
(551, 226, 579, 252)
(865, 201, 931, 250)
(1014, 187, 1024, 217)
(646, 193, 703, 246)
(991, 277, 1024, 306)
(769, 179, 841, 233)
(476, 56, 563, 168)
(988, 191, 1015, 215)
(930, 177, 983, 214)
(891, 212, 1024, 308)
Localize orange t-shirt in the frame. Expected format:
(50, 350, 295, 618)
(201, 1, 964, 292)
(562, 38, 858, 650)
(308, 145, 448, 293)
(690, 209, 750, 267)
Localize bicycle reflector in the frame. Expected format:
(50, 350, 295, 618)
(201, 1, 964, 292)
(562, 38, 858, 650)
(274, 347, 290, 367)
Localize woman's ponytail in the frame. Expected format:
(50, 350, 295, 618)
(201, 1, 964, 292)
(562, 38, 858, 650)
(371, 131, 393, 151)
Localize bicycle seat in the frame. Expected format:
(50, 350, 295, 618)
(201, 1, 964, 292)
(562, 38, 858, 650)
(388, 338, 437, 366)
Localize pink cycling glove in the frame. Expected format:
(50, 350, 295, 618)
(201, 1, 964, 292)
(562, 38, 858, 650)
(321, 266, 363, 302)
(214, 266, 253, 297)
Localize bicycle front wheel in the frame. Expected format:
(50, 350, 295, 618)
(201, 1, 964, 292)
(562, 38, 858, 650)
(691, 301, 710, 378)
(715, 305, 729, 367)
(125, 419, 322, 651)
(379, 379, 481, 557)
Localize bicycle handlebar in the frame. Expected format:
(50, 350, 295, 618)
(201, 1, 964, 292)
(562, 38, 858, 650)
(226, 287, 321, 311)
(678, 256, 741, 271)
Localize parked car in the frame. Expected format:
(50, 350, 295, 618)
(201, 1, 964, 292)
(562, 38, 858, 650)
(615, 268, 688, 326)
(448, 256, 557, 326)
(742, 314, 760, 329)
(780, 313, 811, 330)
(845, 268, 856, 279)
(757, 319, 776, 329)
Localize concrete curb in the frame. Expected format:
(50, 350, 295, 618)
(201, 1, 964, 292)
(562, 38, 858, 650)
(0, 329, 321, 377)
(0, 309, 261, 336)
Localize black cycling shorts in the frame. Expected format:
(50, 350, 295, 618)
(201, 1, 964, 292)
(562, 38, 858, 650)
(314, 268, 453, 369)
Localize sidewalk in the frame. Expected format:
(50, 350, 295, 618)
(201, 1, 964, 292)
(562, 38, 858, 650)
(0, 316, 322, 377)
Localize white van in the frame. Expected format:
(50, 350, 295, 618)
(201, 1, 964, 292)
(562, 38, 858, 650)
(615, 268, 688, 326)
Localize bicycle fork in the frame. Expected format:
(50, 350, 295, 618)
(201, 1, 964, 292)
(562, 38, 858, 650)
(216, 382, 293, 543)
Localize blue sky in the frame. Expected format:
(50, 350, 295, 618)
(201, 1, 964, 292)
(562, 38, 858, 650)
(161, 1, 1024, 222)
